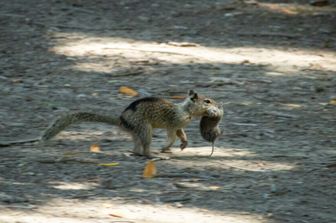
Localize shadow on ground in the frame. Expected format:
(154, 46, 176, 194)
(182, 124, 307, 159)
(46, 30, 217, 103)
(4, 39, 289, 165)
(0, 0, 335, 223)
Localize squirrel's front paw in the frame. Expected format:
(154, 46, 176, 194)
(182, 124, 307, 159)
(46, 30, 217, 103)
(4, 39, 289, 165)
(180, 140, 188, 150)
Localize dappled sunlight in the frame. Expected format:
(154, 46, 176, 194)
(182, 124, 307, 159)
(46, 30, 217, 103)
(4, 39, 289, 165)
(0, 198, 268, 223)
(49, 181, 98, 190)
(174, 146, 257, 158)
(172, 146, 296, 172)
(50, 33, 336, 74)
(217, 159, 296, 172)
(56, 129, 107, 138)
(73, 61, 114, 74)
(279, 103, 303, 110)
(258, 2, 336, 16)
(1, 0, 335, 222)
(52, 123, 130, 142)
(264, 71, 286, 77)
(46, 127, 297, 172)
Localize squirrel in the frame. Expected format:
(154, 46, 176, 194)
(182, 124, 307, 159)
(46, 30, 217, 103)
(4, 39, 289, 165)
(0, 90, 223, 158)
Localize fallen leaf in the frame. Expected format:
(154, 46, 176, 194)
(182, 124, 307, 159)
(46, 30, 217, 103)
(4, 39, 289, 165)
(119, 86, 139, 97)
(90, 144, 101, 153)
(109, 213, 123, 218)
(171, 95, 186, 100)
(11, 78, 23, 83)
(143, 160, 157, 178)
(98, 162, 119, 167)
(329, 98, 336, 105)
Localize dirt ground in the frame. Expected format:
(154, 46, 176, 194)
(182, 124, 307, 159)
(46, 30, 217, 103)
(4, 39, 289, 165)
(0, 0, 336, 222)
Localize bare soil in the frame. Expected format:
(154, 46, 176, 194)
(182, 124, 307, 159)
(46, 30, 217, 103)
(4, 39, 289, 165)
(0, 0, 335, 222)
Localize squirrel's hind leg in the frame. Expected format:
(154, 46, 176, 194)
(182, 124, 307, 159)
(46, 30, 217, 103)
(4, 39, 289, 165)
(132, 123, 153, 157)
(131, 135, 143, 156)
(176, 129, 188, 150)
(161, 129, 177, 153)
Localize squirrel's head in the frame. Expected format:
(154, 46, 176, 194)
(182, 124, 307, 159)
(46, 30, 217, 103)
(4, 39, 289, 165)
(185, 90, 223, 117)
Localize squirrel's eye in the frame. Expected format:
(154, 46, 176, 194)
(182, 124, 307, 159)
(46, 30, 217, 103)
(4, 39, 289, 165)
(204, 99, 211, 104)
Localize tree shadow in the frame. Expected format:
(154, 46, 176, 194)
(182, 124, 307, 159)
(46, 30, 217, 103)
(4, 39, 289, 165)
(0, 0, 335, 223)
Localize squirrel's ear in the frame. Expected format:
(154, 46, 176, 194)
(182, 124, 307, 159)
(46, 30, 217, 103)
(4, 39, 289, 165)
(188, 90, 198, 101)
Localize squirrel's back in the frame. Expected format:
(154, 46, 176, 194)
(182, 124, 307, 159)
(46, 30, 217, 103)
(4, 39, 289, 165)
(120, 97, 190, 130)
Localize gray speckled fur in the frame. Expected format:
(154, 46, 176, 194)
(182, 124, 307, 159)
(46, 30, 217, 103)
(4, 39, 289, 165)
(120, 91, 222, 157)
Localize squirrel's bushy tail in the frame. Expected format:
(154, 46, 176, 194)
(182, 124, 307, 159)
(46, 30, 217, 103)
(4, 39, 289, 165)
(41, 112, 120, 140)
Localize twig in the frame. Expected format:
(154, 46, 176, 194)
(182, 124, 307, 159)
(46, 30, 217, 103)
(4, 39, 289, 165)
(263, 111, 298, 119)
(237, 32, 300, 39)
(111, 70, 143, 77)
(231, 122, 258, 127)
(53, 24, 132, 31)
(157, 173, 211, 178)
(0, 138, 41, 147)
(0, 13, 26, 18)
(159, 196, 191, 203)
(38, 158, 98, 164)
(102, 47, 195, 57)
(212, 161, 261, 172)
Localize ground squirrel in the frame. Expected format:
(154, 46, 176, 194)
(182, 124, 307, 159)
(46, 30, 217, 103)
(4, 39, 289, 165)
(0, 90, 223, 158)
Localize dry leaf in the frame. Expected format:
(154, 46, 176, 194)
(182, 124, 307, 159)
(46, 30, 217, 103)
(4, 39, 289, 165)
(98, 162, 119, 167)
(171, 95, 186, 100)
(109, 213, 123, 218)
(90, 144, 101, 153)
(11, 78, 23, 83)
(119, 86, 139, 97)
(143, 160, 157, 178)
(329, 98, 336, 105)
